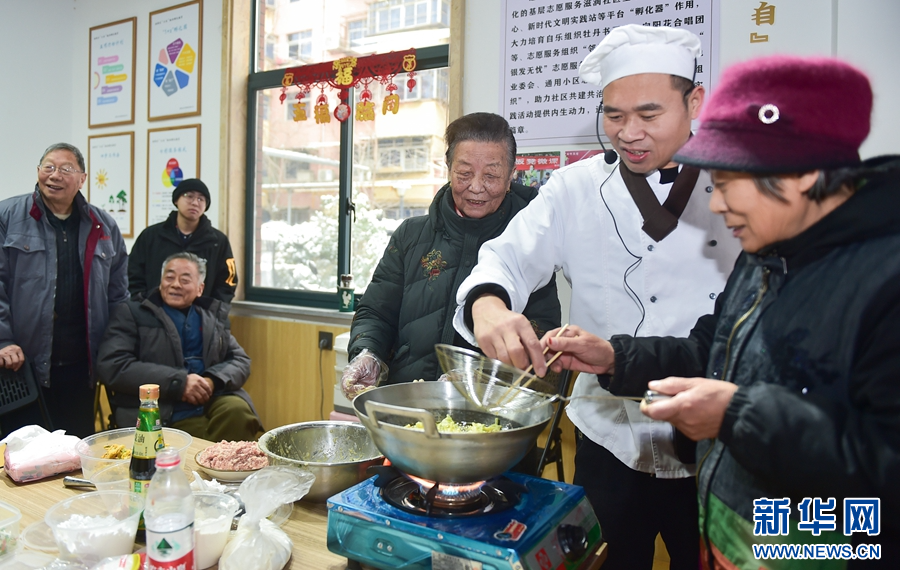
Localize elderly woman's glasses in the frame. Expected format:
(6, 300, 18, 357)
(39, 164, 83, 176)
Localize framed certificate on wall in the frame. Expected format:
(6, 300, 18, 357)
(146, 124, 200, 226)
(87, 132, 135, 237)
(148, 0, 203, 121)
(89, 18, 136, 128)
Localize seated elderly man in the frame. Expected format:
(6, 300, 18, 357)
(98, 252, 260, 441)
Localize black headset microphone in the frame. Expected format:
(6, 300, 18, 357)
(594, 103, 618, 165)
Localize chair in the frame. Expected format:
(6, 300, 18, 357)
(0, 358, 53, 432)
(535, 369, 573, 480)
(93, 383, 107, 431)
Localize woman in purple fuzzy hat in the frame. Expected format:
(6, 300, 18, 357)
(540, 55, 900, 568)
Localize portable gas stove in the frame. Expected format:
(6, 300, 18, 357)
(327, 466, 603, 570)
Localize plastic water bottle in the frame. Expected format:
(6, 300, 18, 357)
(145, 447, 195, 570)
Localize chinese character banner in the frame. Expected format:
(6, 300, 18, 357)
(88, 132, 134, 237)
(501, 0, 718, 146)
(146, 125, 200, 226)
(89, 18, 136, 128)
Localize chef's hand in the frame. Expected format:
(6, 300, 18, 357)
(472, 294, 546, 376)
(640, 377, 738, 441)
(341, 349, 388, 400)
(0, 344, 24, 371)
(183, 373, 214, 405)
(540, 326, 615, 375)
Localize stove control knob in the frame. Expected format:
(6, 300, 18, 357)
(557, 524, 588, 561)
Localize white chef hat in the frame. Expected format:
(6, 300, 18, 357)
(579, 24, 701, 89)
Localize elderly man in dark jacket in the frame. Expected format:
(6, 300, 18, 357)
(341, 113, 560, 398)
(98, 252, 259, 441)
(0, 142, 128, 438)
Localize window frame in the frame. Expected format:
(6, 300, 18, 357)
(243, 42, 450, 308)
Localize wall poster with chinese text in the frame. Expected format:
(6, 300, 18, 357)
(148, 0, 203, 121)
(88, 132, 134, 237)
(147, 125, 200, 226)
(501, 0, 718, 146)
(89, 18, 136, 128)
(514, 151, 561, 190)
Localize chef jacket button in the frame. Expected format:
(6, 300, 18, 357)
(801, 387, 808, 394)
(650, 296, 657, 303)
(709, 293, 716, 300)
(647, 245, 654, 252)
(705, 186, 713, 193)
(708, 240, 717, 247)
(464, 260, 471, 267)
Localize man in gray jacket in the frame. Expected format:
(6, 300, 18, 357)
(97, 252, 260, 441)
(0, 142, 128, 438)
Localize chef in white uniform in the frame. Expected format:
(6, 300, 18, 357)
(453, 25, 742, 570)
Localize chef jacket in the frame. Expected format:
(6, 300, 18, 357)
(454, 154, 742, 478)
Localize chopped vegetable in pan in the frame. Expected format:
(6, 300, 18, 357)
(406, 414, 504, 433)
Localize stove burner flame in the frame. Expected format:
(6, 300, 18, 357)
(405, 474, 487, 506)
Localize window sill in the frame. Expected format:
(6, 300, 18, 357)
(230, 300, 354, 326)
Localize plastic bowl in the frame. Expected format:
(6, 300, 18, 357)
(76, 427, 193, 480)
(89, 462, 131, 492)
(193, 492, 240, 569)
(0, 500, 22, 562)
(258, 421, 384, 502)
(44, 490, 143, 567)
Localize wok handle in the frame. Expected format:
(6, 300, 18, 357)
(364, 400, 442, 439)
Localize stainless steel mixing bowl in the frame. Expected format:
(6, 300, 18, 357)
(257, 421, 384, 502)
(353, 380, 553, 483)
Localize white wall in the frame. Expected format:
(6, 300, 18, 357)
(0, 0, 223, 250)
(0, 1, 76, 197)
(835, 0, 900, 159)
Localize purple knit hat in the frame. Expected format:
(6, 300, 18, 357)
(675, 55, 872, 173)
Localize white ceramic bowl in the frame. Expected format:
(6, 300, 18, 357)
(194, 451, 261, 482)
(76, 427, 193, 480)
(44, 491, 143, 567)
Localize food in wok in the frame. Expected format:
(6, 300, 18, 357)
(405, 414, 504, 434)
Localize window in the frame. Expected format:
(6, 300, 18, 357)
(397, 68, 448, 101)
(371, 0, 449, 34)
(347, 19, 367, 48)
(265, 34, 276, 60)
(249, 0, 451, 307)
(287, 30, 312, 62)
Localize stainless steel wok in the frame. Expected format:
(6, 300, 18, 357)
(353, 380, 553, 483)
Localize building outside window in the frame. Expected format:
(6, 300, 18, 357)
(287, 30, 312, 62)
(347, 19, 367, 48)
(249, 0, 451, 306)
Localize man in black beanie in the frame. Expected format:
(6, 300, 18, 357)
(128, 178, 238, 303)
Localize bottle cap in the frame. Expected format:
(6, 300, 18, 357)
(139, 384, 160, 399)
(155, 447, 180, 468)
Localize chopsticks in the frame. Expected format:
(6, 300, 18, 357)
(496, 324, 569, 406)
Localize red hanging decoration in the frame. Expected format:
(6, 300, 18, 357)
(334, 88, 351, 122)
(356, 85, 375, 122)
(314, 92, 331, 124)
(280, 49, 417, 122)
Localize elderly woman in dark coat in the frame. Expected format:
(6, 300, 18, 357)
(341, 113, 560, 398)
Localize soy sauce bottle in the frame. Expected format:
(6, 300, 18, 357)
(130, 384, 166, 533)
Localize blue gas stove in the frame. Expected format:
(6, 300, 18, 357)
(326, 470, 603, 570)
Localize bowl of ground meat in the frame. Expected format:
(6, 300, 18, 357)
(195, 440, 269, 482)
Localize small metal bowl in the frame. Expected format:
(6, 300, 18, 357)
(257, 421, 384, 502)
